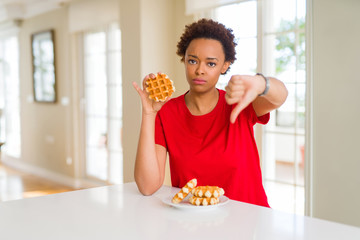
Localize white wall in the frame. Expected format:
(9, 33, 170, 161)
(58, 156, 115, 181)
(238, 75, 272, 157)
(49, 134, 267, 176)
(119, 0, 142, 184)
(311, 0, 360, 227)
(18, 7, 74, 178)
(120, 0, 179, 183)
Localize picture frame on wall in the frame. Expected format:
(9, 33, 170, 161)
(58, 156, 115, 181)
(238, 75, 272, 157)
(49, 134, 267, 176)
(31, 29, 56, 103)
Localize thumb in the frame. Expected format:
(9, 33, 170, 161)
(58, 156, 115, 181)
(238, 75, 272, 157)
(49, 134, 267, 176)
(133, 81, 145, 97)
(229, 91, 256, 123)
(230, 102, 246, 124)
(132, 81, 140, 92)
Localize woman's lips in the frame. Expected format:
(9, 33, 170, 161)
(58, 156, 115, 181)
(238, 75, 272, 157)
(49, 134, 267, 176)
(193, 78, 206, 84)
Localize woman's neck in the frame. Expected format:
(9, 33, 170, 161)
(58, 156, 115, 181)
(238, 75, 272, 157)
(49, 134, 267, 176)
(185, 88, 219, 116)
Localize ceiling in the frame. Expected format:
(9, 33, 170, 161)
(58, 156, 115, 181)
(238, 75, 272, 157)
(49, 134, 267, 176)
(0, 0, 73, 23)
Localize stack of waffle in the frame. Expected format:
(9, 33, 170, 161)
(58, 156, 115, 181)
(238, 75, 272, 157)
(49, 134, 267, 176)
(171, 178, 225, 206)
(189, 186, 225, 206)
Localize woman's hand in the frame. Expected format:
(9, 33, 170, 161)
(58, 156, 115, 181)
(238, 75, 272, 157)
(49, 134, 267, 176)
(225, 75, 265, 123)
(133, 73, 169, 195)
(132, 73, 170, 115)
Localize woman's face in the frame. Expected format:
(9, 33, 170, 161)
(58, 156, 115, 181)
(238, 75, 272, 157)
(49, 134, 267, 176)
(184, 38, 230, 93)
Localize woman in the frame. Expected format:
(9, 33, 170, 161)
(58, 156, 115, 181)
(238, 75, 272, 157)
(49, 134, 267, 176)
(132, 19, 288, 207)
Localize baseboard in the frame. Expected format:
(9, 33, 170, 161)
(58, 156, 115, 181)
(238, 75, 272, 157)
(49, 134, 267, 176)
(0, 156, 103, 189)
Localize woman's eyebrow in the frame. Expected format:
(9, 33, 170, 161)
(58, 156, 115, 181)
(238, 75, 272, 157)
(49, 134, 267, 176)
(188, 54, 219, 61)
(207, 57, 219, 62)
(188, 54, 199, 59)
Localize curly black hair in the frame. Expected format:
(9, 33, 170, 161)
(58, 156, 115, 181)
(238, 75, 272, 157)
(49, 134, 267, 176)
(176, 18, 237, 74)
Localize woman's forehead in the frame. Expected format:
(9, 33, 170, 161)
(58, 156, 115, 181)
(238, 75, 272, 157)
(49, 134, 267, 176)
(186, 38, 225, 59)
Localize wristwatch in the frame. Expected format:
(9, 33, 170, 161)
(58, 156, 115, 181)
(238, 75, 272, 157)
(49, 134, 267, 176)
(256, 73, 270, 96)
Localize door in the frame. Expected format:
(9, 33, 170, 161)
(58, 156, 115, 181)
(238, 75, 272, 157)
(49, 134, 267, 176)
(81, 23, 123, 184)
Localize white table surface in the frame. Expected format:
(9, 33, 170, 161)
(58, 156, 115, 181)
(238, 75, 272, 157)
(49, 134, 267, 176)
(0, 182, 359, 240)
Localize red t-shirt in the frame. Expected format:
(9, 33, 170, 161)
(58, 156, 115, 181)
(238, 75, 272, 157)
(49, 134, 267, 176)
(155, 89, 270, 207)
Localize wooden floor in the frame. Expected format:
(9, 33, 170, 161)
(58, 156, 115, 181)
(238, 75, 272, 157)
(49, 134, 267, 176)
(0, 163, 79, 202)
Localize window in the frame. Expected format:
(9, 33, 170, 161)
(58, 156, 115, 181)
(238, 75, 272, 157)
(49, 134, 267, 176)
(215, 1, 258, 90)
(82, 23, 123, 184)
(212, 0, 306, 215)
(0, 36, 21, 158)
(262, 0, 306, 215)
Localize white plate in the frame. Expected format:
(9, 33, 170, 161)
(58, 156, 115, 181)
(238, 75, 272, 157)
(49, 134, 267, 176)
(162, 195, 229, 210)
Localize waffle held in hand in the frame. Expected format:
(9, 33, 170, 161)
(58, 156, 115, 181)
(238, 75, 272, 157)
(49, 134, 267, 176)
(145, 73, 175, 102)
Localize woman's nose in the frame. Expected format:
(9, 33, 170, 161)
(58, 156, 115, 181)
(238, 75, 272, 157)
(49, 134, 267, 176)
(195, 63, 205, 75)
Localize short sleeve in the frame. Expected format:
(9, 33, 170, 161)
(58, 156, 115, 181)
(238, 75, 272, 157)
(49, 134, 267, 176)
(246, 103, 270, 125)
(155, 113, 167, 148)
(257, 112, 270, 124)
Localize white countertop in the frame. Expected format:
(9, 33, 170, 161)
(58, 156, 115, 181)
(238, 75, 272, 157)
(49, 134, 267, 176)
(0, 182, 359, 240)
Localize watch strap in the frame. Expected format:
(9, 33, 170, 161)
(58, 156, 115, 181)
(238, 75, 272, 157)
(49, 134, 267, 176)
(256, 73, 270, 96)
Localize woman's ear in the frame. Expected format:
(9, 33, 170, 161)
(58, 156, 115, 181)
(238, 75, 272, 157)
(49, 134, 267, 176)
(221, 61, 230, 74)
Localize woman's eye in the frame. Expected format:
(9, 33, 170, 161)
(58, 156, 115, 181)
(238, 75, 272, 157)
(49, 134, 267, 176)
(208, 62, 216, 67)
(188, 59, 197, 64)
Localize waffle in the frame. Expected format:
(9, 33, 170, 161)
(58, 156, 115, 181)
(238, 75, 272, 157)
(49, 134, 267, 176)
(191, 186, 225, 198)
(172, 178, 197, 204)
(189, 196, 220, 206)
(145, 73, 175, 102)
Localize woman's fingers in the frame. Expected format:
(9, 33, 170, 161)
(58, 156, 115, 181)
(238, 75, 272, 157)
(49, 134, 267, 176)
(226, 75, 261, 123)
(140, 73, 157, 93)
(133, 81, 143, 96)
(133, 73, 168, 114)
(225, 88, 244, 100)
(226, 93, 241, 105)
(133, 81, 151, 105)
(225, 80, 245, 105)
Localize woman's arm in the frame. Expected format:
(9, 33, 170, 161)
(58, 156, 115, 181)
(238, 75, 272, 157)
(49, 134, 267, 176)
(252, 75, 288, 117)
(225, 74, 288, 122)
(134, 111, 167, 195)
(132, 74, 169, 195)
